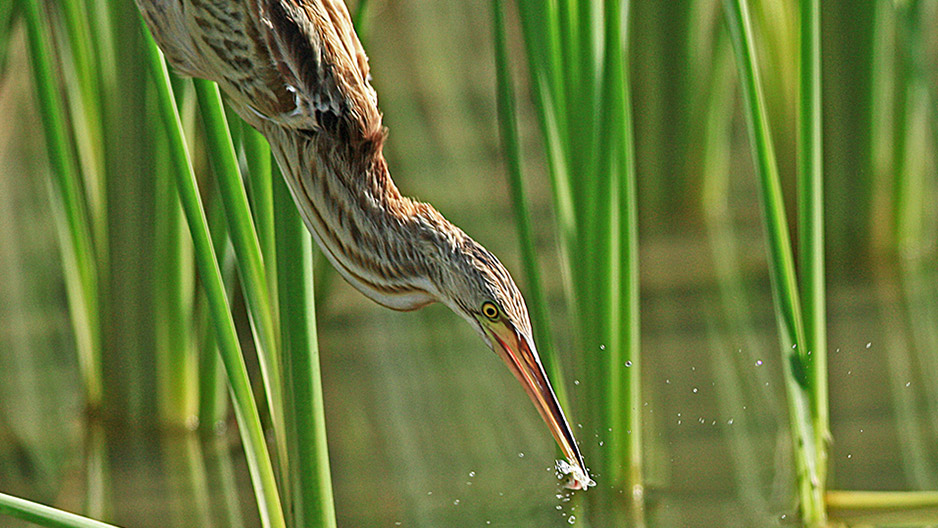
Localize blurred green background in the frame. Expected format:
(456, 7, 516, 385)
(1, 0, 937, 526)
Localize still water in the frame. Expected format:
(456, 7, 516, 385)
(2, 232, 936, 527)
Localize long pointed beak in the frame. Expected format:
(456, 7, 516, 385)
(488, 326, 594, 489)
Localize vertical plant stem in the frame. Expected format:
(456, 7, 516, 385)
(0, 0, 16, 78)
(154, 106, 196, 427)
(104, 0, 156, 423)
(242, 125, 278, 321)
(797, 0, 829, 485)
(491, 0, 565, 405)
(352, 0, 370, 41)
(144, 34, 286, 528)
(59, 0, 108, 262)
(723, 0, 824, 524)
(22, 0, 102, 407)
(199, 196, 236, 432)
(274, 166, 338, 528)
(192, 78, 286, 468)
(598, 0, 643, 518)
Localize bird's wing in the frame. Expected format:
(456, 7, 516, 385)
(260, 0, 384, 146)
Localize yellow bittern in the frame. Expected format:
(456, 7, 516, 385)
(137, 0, 592, 488)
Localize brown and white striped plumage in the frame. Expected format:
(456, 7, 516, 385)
(137, 0, 591, 487)
(139, 0, 519, 321)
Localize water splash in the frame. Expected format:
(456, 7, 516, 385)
(555, 459, 595, 490)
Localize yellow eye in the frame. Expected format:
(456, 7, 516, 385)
(481, 302, 499, 321)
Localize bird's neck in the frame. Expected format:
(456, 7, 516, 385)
(267, 126, 454, 311)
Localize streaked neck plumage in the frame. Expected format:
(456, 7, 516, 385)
(262, 122, 462, 312)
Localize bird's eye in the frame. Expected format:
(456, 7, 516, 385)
(481, 301, 500, 321)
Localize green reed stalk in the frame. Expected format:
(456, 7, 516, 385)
(23, 0, 102, 407)
(352, 0, 370, 41)
(597, 0, 642, 513)
(199, 196, 236, 432)
(491, 0, 564, 405)
(797, 0, 829, 485)
(59, 0, 107, 261)
(506, 2, 643, 516)
(144, 36, 285, 528)
(192, 79, 286, 463)
(0, 492, 121, 528)
(274, 166, 338, 528)
(243, 125, 278, 320)
(0, 0, 15, 78)
(723, 0, 824, 524)
(154, 105, 197, 427)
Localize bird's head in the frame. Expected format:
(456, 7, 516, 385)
(434, 236, 593, 489)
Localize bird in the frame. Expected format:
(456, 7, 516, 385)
(136, 0, 593, 489)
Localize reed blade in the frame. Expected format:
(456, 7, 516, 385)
(797, 0, 829, 485)
(192, 78, 286, 470)
(274, 165, 338, 528)
(0, 492, 121, 528)
(22, 0, 102, 407)
(491, 0, 565, 406)
(723, 0, 824, 524)
(143, 33, 286, 528)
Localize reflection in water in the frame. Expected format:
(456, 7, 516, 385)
(3, 253, 938, 526)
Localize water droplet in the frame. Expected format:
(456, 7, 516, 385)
(574, 379, 580, 385)
(906, 382, 912, 387)
(599, 441, 604, 446)
(727, 418, 734, 425)
(599, 344, 606, 350)
(556, 505, 563, 510)
(427, 491, 432, 495)
(755, 359, 763, 366)
(568, 515, 576, 524)
(692, 387, 698, 393)
(866, 342, 872, 349)
(792, 343, 798, 349)
(453, 499, 460, 505)
(518, 452, 525, 458)
(847, 454, 852, 459)
(469, 471, 476, 477)
(665, 379, 670, 384)
(625, 361, 632, 367)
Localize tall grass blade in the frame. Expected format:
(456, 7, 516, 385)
(58, 0, 107, 262)
(0, 0, 16, 80)
(143, 34, 286, 528)
(154, 109, 197, 427)
(242, 124, 278, 323)
(103, 0, 157, 422)
(722, 0, 824, 524)
(491, 0, 564, 405)
(797, 0, 829, 485)
(598, 0, 643, 515)
(274, 166, 337, 528)
(22, 0, 102, 407)
(0, 492, 121, 528)
(192, 78, 286, 466)
(352, 0, 370, 41)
